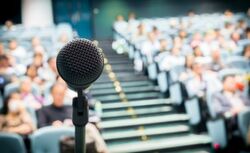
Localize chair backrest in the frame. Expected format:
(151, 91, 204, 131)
(4, 83, 19, 98)
(157, 71, 169, 93)
(170, 82, 183, 105)
(206, 119, 227, 148)
(0, 132, 26, 153)
(238, 109, 250, 144)
(30, 126, 74, 153)
(147, 62, 158, 80)
(225, 56, 249, 70)
(4, 82, 41, 98)
(184, 98, 201, 125)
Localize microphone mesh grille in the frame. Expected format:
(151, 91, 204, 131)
(56, 39, 104, 89)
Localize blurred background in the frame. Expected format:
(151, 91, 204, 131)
(0, 0, 250, 153)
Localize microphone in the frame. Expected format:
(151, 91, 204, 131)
(56, 38, 104, 91)
(56, 38, 104, 153)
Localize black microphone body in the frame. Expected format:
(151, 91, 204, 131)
(56, 38, 104, 91)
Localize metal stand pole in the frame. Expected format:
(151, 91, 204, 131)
(72, 90, 88, 153)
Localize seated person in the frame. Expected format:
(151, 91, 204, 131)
(185, 61, 207, 97)
(37, 83, 108, 153)
(7, 39, 27, 64)
(19, 77, 43, 110)
(212, 75, 250, 117)
(0, 92, 35, 135)
(37, 83, 72, 128)
(209, 49, 225, 71)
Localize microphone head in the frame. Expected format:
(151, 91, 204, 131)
(56, 38, 104, 91)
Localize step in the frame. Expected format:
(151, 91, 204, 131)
(109, 63, 134, 69)
(108, 134, 211, 153)
(101, 106, 173, 120)
(102, 125, 190, 141)
(100, 114, 189, 130)
(97, 75, 148, 83)
(91, 86, 159, 96)
(108, 60, 132, 65)
(95, 92, 161, 103)
(102, 98, 171, 110)
(91, 80, 154, 90)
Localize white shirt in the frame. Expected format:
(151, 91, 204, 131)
(224, 91, 245, 109)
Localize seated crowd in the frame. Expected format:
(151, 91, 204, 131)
(113, 10, 250, 147)
(0, 21, 108, 153)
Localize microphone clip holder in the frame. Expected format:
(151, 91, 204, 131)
(72, 93, 88, 126)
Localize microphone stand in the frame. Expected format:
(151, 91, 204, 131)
(72, 90, 88, 153)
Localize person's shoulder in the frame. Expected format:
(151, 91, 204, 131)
(212, 91, 225, 100)
(39, 105, 53, 112)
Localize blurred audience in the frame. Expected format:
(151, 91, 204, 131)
(0, 92, 35, 135)
(37, 83, 72, 128)
(19, 78, 43, 110)
(212, 75, 250, 117)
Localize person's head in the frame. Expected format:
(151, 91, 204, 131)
(225, 22, 233, 30)
(238, 19, 247, 29)
(243, 44, 250, 59)
(147, 32, 156, 42)
(179, 30, 187, 39)
(5, 20, 13, 30)
(224, 9, 233, 17)
(137, 23, 145, 34)
(8, 40, 18, 50)
(128, 12, 136, 20)
(51, 83, 67, 107)
(116, 15, 124, 22)
(185, 54, 194, 69)
(223, 75, 236, 93)
(171, 46, 180, 56)
(20, 78, 32, 94)
(159, 39, 168, 51)
(33, 47, 44, 67)
(188, 10, 195, 17)
(193, 46, 203, 57)
(48, 57, 57, 72)
(26, 64, 38, 79)
(2, 92, 24, 115)
(31, 37, 41, 47)
(231, 32, 240, 42)
(0, 55, 9, 68)
(152, 26, 160, 36)
(211, 50, 221, 62)
(191, 61, 203, 75)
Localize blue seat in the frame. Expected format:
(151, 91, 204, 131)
(4, 83, 19, 98)
(147, 62, 158, 81)
(225, 57, 250, 70)
(30, 126, 74, 153)
(206, 119, 227, 148)
(0, 132, 26, 153)
(169, 82, 183, 105)
(4, 82, 41, 98)
(184, 98, 201, 125)
(238, 109, 250, 144)
(157, 71, 169, 93)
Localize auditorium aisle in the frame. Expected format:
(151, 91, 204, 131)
(90, 41, 212, 153)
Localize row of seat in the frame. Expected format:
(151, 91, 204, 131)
(0, 126, 74, 153)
